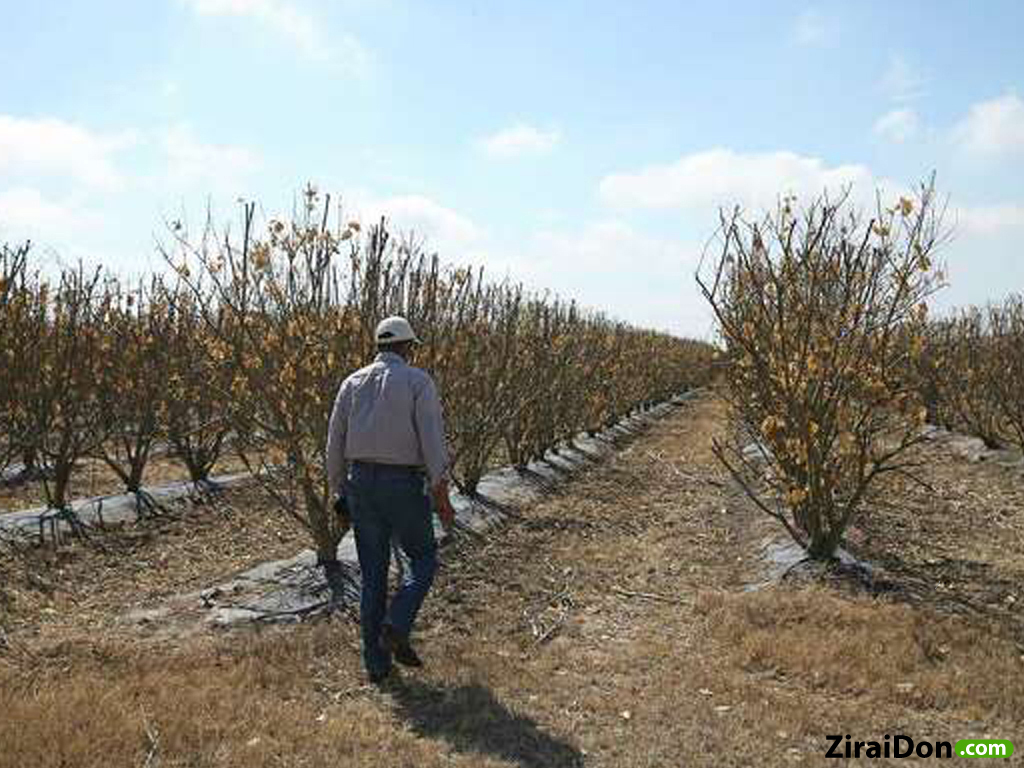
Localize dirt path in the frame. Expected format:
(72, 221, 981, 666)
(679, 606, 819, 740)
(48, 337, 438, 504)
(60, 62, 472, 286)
(1, 394, 1022, 767)
(375, 393, 1023, 766)
(412, 393, 751, 765)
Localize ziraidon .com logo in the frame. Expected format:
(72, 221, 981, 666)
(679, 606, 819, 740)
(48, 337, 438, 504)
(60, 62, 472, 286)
(826, 734, 1014, 759)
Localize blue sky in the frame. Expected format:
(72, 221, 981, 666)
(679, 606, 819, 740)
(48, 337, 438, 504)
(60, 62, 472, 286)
(1, 1, 1022, 338)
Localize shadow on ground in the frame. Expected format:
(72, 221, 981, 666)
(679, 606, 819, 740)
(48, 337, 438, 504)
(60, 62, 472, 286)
(389, 679, 583, 768)
(865, 554, 1024, 638)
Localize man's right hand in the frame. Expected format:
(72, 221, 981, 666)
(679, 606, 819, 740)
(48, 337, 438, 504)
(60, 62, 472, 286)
(431, 479, 455, 530)
(333, 494, 350, 528)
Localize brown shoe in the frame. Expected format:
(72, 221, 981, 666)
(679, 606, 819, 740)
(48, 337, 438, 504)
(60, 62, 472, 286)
(381, 623, 423, 668)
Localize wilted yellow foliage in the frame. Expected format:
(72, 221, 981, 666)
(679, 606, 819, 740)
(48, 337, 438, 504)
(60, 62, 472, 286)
(697, 180, 947, 558)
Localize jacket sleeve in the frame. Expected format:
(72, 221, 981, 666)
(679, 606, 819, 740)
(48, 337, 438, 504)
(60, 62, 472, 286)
(414, 374, 450, 486)
(326, 380, 350, 499)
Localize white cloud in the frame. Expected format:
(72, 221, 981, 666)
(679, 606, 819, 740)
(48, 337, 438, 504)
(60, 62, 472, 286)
(161, 80, 182, 100)
(0, 187, 125, 276)
(956, 203, 1024, 236)
(353, 194, 483, 255)
(794, 9, 828, 45)
(160, 124, 262, 194)
(873, 108, 919, 143)
(0, 115, 135, 189)
(477, 123, 560, 157)
(332, 194, 708, 336)
(598, 148, 879, 215)
(477, 219, 711, 337)
(533, 221, 709, 336)
(953, 92, 1024, 158)
(0, 187, 103, 238)
(934, 210, 1024, 315)
(529, 219, 682, 273)
(880, 55, 927, 103)
(179, 0, 368, 70)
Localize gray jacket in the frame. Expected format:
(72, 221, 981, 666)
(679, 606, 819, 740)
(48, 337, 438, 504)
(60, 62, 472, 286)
(326, 351, 450, 497)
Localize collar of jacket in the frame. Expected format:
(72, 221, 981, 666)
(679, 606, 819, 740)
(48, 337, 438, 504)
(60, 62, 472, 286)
(375, 351, 406, 365)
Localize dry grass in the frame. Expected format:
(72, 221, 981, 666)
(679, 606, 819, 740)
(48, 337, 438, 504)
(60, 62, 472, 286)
(0, 629, 511, 768)
(852, 433, 1024, 642)
(0, 482, 307, 642)
(1, 394, 1022, 767)
(699, 588, 1024, 717)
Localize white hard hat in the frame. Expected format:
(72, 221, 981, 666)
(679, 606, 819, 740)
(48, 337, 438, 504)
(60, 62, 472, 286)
(375, 316, 420, 345)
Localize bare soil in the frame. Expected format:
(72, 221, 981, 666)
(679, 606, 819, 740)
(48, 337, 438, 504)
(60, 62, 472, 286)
(0, 451, 250, 514)
(1, 394, 1021, 767)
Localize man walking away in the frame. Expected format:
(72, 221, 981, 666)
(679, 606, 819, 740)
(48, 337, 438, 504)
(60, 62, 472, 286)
(326, 316, 456, 684)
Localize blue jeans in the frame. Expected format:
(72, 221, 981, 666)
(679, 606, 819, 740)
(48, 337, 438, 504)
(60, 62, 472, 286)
(345, 462, 438, 677)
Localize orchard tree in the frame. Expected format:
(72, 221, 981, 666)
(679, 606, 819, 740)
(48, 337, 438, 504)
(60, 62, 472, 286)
(699, 182, 947, 559)
(161, 281, 234, 490)
(0, 241, 32, 477)
(20, 266, 114, 536)
(164, 193, 357, 595)
(930, 308, 1008, 448)
(984, 295, 1024, 451)
(93, 278, 176, 514)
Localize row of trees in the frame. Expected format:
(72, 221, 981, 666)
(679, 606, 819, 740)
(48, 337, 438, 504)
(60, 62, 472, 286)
(10, 178, 1015, 574)
(914, 298, 1024, 452)
(0, 251, 234, 522)
(1, 191, 714, 591)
